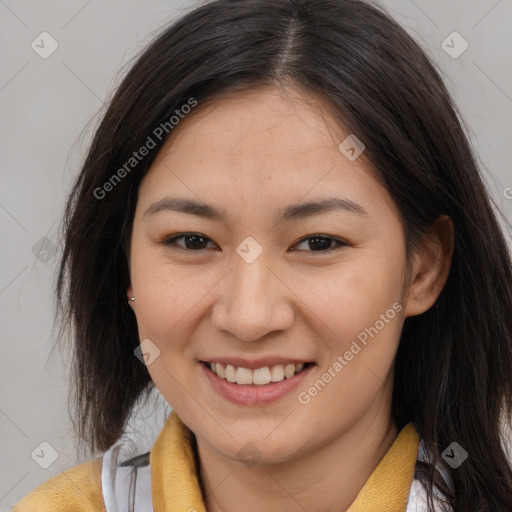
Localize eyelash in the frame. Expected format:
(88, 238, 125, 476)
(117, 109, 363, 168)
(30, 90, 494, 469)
(161, 232, 349, 254)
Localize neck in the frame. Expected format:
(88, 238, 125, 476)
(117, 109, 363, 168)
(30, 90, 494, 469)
(196, 383, 398, 512)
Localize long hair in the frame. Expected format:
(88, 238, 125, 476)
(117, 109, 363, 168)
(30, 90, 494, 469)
(55, 0, 512, 509)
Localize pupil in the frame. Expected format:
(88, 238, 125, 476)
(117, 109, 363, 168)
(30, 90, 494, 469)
(187, 235, 206, 249)
(310, 237, 330, 251)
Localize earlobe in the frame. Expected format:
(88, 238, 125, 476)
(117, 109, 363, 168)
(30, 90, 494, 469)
(403, 215, 454, 318)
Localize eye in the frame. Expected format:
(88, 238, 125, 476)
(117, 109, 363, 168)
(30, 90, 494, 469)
(161, 233, 217, 251)
(291, 235, 348, 253)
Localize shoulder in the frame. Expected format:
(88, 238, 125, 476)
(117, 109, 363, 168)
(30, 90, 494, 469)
(11, 455, 105, 512)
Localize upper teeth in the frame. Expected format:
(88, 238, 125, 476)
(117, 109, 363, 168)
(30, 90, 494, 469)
(207, 362, 306, 385)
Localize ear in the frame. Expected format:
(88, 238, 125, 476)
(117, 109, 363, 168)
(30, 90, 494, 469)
(403, 214, 454, 318)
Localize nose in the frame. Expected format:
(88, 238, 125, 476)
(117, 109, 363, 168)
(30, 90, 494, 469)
(211, 249, 295, 342)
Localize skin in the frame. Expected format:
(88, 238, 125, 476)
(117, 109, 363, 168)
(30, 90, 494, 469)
(127, 83, 453, 512)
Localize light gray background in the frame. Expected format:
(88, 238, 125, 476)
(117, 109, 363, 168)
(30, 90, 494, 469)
(1, 0, 511, 509)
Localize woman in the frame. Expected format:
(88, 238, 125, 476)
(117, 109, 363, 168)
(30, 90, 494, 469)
(13, 0, 512, 510)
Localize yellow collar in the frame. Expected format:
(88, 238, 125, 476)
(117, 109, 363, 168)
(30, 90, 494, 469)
(150, 411, 419, 512)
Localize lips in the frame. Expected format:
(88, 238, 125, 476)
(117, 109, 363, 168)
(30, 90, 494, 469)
(200, 358, 316, 405)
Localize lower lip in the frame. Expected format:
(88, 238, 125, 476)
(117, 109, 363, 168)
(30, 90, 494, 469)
(200, 362, 315, 406)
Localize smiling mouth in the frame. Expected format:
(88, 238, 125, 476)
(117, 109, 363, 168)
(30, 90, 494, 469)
(200, 361, 314, 386)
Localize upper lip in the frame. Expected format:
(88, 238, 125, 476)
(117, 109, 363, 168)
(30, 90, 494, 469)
(201, 357, 314, 369)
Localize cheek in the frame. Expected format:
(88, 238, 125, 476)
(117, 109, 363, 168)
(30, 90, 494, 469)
(297, 265, 403, 427)
(297, 251, 405, 417)
(129, 249, 214, 341)
(302, 252, 404, 342)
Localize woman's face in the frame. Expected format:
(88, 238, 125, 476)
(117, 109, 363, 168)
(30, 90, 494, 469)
(127, 84, 413, 464)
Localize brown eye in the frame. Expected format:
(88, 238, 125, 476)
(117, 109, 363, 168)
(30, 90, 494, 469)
(162, 233, 216, 251)
(292, 235, 348, 253)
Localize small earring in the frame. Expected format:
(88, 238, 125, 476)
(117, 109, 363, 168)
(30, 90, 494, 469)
(129, 297, 135, 302)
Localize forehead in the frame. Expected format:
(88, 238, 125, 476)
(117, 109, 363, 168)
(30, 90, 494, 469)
(160, 85, 345, 159)
(137, 85, 397, 221)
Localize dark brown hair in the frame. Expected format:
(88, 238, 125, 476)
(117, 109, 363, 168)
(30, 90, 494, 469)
(55, 0, 512, 509)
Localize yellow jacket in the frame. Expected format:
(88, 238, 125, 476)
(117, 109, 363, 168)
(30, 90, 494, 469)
(12, 411, 422, 511)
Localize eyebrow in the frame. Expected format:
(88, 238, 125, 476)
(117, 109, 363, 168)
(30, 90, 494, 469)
(143, 196, 369, 222)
